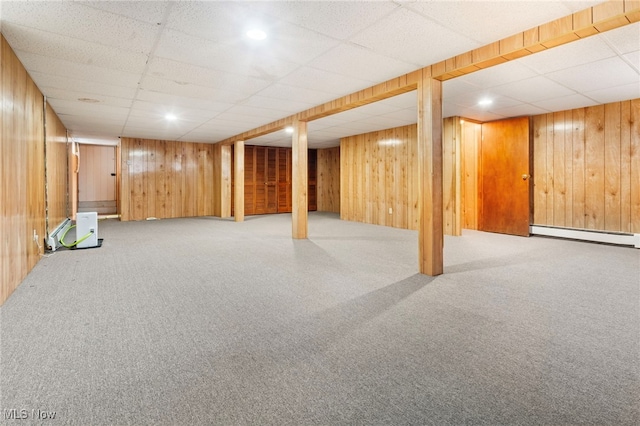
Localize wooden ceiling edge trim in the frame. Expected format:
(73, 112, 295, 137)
(216, 1, 638, 146)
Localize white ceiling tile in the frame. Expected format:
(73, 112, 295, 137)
(602, 22, 640, 55)
(252, 1, 400, 41)
(209, 112, 274, 128)
(254, 83, 336, 105)
(129, 101, 217, 121)
(491, 76, 576, 103)
(154, 29, 300, 81)
(255, 21, 341, 65)
(531, 94, 599, 112)
(221, 105, 293, 121)
(140, 75, 248, 103)
(308, 43, 417, 82)
(81, 1, 170, 26)
(29, 72, 137, 99)
(12, 51, 140, 88)
(2, 2, 159, 53)
(351, 8, 480, 67)
(584, 83, 640, 104)
(546, 56, 639, 93)
(146, 57, 273, 95)
(443, 79, 482, 98)
(43, 88, 132, 109)
(2, 24, 149, 74)
(281, 66, 375, 96)
(241, 96, 315, 113)
(491, 104, 550, 117)
(406, 1, 582, 45)
(194, 120, 253, 132)
(166, 1, 253, 43)
(624, 51, 640, 71)
(47, 99, 130, 120)
(135, 90, 234, 114)
(453, 61, 538, 89)
(518, 34, 618, 74)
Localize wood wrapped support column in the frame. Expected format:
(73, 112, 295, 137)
(417, 71, 444, 276)
(234, 140, 244, 222)
(292, 120, 308, 239)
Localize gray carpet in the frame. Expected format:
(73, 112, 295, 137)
(1, 212, 638, 425)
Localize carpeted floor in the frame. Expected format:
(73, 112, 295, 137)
(1, 212, 638, 425)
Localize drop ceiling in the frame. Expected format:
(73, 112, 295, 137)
(1, 1, 638, 148)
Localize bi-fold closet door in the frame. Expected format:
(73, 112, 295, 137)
(242, 146, 316, 216)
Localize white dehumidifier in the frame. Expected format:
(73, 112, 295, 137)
(75, 212, 99, 248)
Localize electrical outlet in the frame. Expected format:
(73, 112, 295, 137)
(33, 229, 38, 242)
(388, 207, 393, 215)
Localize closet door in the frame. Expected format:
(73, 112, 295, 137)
(265, 148, 278, 213)
(277, 149, 292, 212)
(244, 146, 256, 215)
(308, 149, 317, 211)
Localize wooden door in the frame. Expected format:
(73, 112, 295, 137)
(78, 144, 117, 214)
(308, 149, 317, 211)
(265, 148, 278, 213)
(480, 117, 531, 236)
(277, 149, 292, 212)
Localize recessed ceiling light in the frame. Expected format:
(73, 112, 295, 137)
(246, 29, 267, 40)
(285, 126, 294, 134)
(478, 99, 493, 106)
(165, 114, 177, 121)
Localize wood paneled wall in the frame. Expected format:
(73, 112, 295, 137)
(533, 99, 640, 233)
(461, 120, 482, 230)
(340, 125, 419, 230)
(1, 35, 46, 305)
(317, 147, 341, 213)
(442, 117, 462, 236)
(120, 138, 221, 221)
(339, 121, 465, 234)
(45, 102, 69, 232)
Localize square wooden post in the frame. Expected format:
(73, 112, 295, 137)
(417, 70, 444, 275)
(292, 120, 308, 239)
(234, 140, 244, 222)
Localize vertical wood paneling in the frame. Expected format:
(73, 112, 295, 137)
(584, 105, 606, 230)
(442, 117, 461, 235)
(120, 138, 219, 221)
(45, 103, 68, 232)
(532, 114, 548, 224)
(532, 99, 640, 234)
(604, 102, 622, 230)
(631, 99, 640, 234)
(620, 102, 631, 233)
(317, 147, 340, 213)
(461, 120, 481, 230)
(571, 109, 586, 229)
(1, 35, 48, 305)
(340, 124, 419, 230)
(553, 111, 567, 227)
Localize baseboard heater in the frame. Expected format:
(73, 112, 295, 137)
(530, 225, 640, 248)
(47, 218, 72, 251)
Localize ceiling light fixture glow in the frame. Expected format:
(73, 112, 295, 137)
(165, 114, 177, 121)
(246, 29, 267, 40)
(478, 99, 493, 107)
(285, 126, 294, 134)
